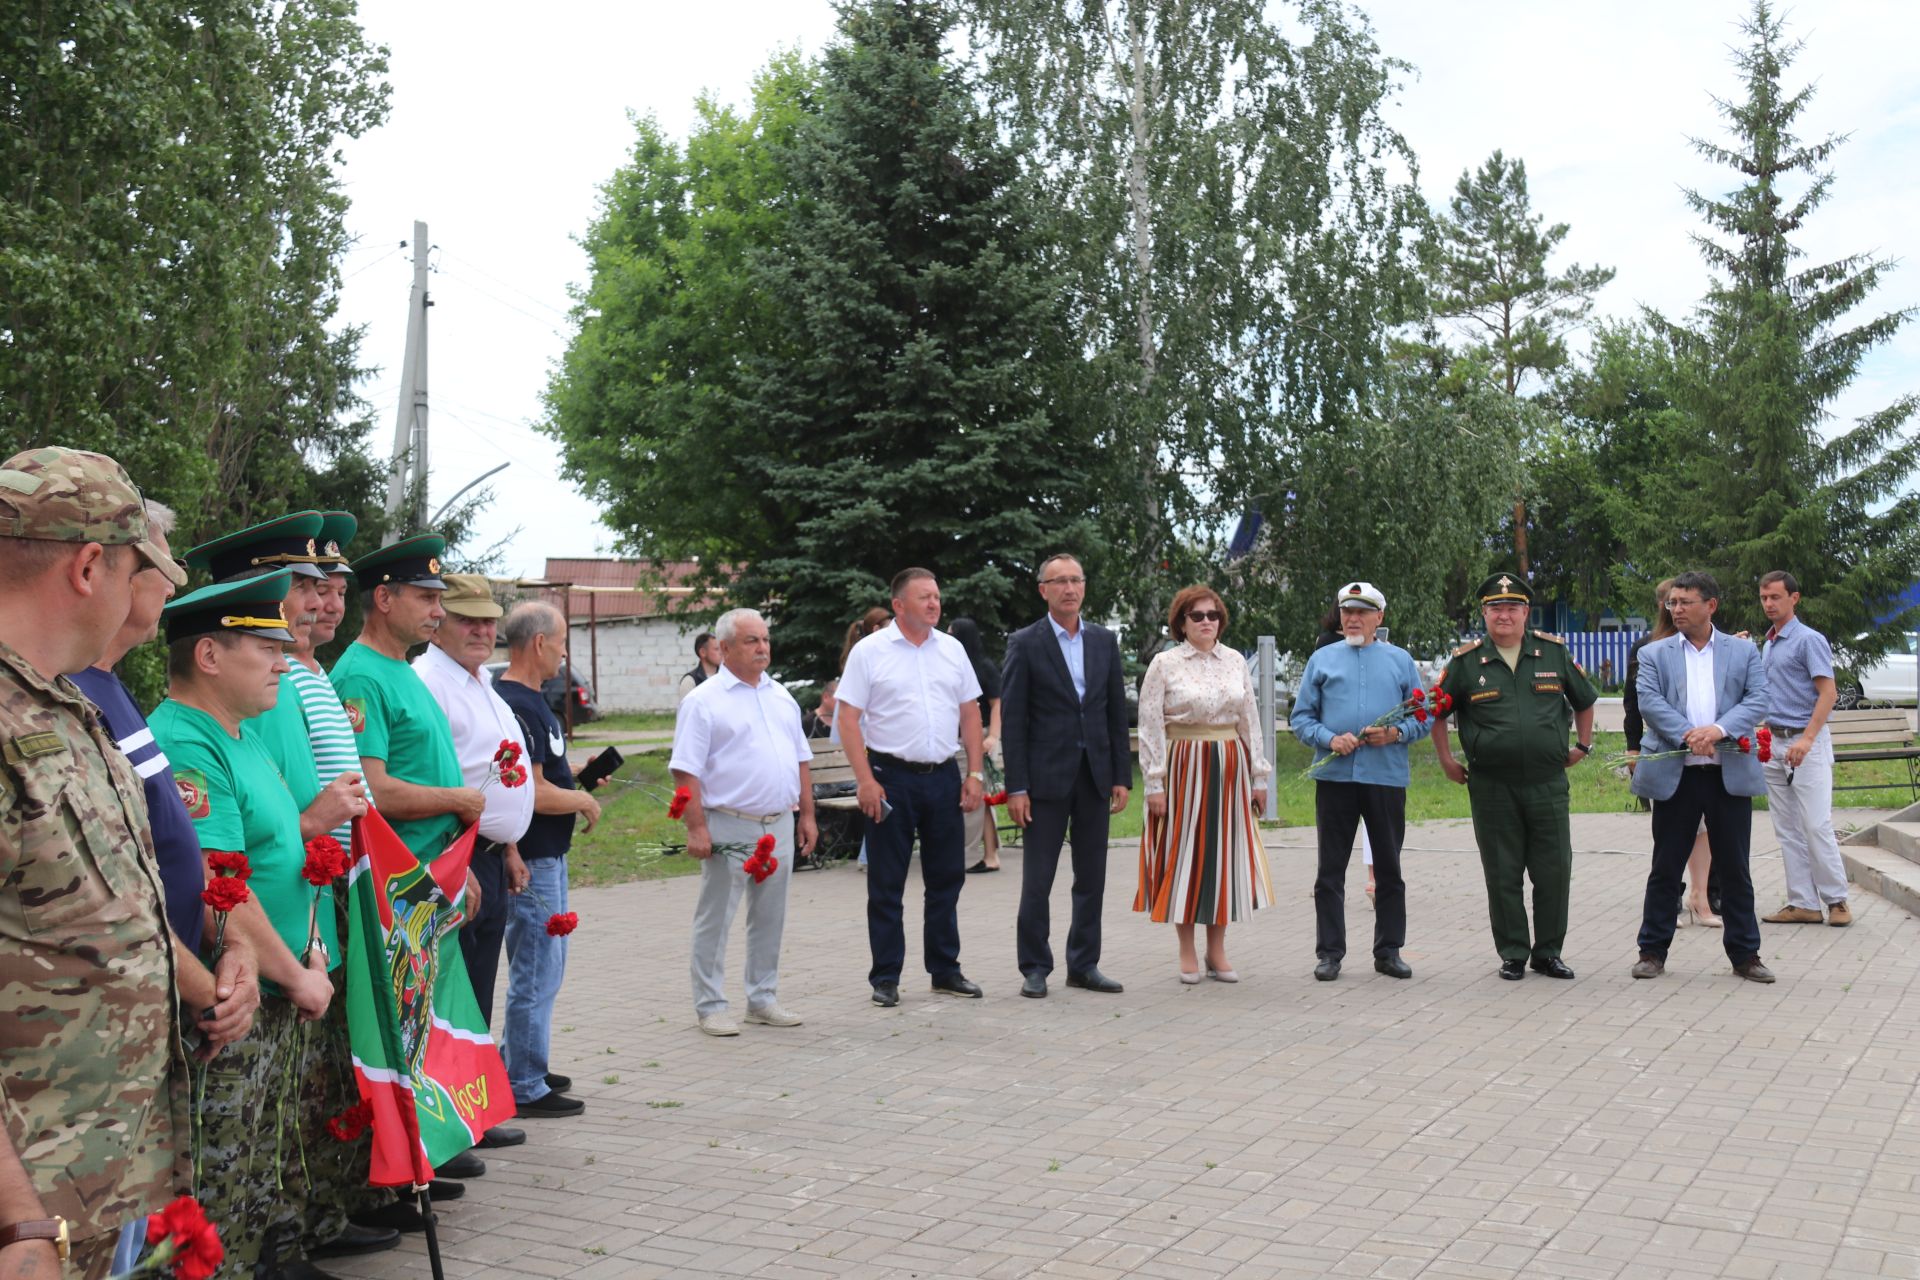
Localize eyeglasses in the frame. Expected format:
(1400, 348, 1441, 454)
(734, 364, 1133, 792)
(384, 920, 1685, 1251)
(1040, 576, 1086, 587)
(1186, 610, 1224, 623)
(1667, 596, 1706, 609)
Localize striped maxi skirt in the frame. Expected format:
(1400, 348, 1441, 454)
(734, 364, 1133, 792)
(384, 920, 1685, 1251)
(1134, 724, 1275, 925)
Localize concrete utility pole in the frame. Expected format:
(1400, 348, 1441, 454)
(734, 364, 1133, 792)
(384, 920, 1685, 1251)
(383, 220, 432, 544)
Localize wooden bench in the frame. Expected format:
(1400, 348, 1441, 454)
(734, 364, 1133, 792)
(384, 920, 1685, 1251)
(1822, 708, 1919, 800)
(808, 743, 862, 810)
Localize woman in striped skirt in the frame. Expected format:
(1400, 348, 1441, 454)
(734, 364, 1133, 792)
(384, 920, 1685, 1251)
(1134, 585, 1274, 981)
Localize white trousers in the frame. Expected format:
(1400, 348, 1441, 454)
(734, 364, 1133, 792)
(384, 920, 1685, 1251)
(689, 810, 793, 1016)
(1763, 730, 1849, 909)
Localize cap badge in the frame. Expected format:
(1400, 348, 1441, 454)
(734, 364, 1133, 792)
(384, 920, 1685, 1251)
(427, 556, 442, 575)
(1496, 574, 1513, 592)
(1347, 584, 1361, 595)
(324, 540, 340, 557)
(306, 538, 317, 557)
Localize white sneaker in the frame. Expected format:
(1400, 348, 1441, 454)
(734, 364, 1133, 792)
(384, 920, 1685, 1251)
(697, 1013, 739, 1037)
(744, 1004, 803, 1027)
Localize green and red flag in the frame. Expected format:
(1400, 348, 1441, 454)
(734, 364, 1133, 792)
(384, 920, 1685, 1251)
(345, 809, 515, 1185)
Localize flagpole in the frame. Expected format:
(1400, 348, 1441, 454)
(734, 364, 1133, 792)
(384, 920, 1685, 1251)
(417, 1184, 446, 1280)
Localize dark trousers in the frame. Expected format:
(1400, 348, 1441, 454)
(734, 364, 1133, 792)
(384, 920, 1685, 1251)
(1467, 775, 1572, 962)
(1639, 767, 1761, 965)
(1314, 781, 1406, 961)
(865, 759, 967, 986)
(1016, 755, 1110, 979)
(460, 840, 509, 1026)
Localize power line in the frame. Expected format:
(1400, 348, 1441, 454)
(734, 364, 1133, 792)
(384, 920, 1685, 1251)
(341, 245, 405, 282)
(435, 251, 571, 320)
(433, 268, 569, 334)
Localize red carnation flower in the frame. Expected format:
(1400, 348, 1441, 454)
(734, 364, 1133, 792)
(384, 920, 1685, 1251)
(1410, 688, 1425, 703)
(302, 836, 350, 886)
(206, 851, 251, 881)
(201, 877, 250, 913)
(1413, 708, 1429, 722)
(754, 834, 776, 856)
(546, 912, 578, 937)
(1738, 736, 1752, 753)
(145, 1195, 223, 1280)
(668, 786, 691, 819)
(326, 1100, 374, 1141)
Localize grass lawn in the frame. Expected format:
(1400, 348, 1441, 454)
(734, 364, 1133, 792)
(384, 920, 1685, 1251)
(573, 735, 1917, 887)
(578, 711, 677, 736)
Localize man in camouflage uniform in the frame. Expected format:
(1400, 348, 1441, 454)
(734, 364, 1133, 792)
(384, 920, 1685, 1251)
(1432, 574, 1598, 982)
(0, 446, 190, 1280)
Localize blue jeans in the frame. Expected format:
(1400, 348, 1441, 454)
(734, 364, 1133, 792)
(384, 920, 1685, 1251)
(504, 855, 569, 1104)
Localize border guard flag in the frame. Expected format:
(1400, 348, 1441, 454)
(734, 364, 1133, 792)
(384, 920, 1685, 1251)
(345, 809, 515, 1184)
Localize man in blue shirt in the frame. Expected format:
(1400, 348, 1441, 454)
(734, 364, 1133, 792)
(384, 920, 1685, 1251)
(1756, 571, 1850, 926)
(1290, 582, 1431, 982)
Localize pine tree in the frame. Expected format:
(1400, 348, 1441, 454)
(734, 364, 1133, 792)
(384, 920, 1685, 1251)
(1652, 2, 1919, 649)
(730, 0, 1097, 675)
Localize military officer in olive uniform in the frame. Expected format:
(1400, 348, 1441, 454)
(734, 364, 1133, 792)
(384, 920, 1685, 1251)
(1432, 574, 1598, 981)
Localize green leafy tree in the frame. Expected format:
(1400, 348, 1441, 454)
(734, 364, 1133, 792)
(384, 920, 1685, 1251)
(1647, 2, 1919, 652)
(1426, 150, 1614, 576)
(964, 0, 1427, 654)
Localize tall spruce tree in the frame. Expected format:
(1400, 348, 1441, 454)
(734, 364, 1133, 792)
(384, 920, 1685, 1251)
(728, 0, 1097, 677)
(1651, 2, 1919, 650)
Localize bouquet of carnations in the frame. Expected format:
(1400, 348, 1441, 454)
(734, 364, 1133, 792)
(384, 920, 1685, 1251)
(1605, 726, 1771, 771)
(1304, 686, 1452, 779)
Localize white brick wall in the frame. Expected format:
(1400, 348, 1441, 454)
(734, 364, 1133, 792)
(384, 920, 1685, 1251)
(570, 616, 707, 714)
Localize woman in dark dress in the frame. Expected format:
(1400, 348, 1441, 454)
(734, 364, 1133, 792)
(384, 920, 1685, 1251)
(949, 618, 1005, 872)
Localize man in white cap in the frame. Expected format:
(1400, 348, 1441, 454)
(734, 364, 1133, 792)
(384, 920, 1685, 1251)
(1289, 582, 1430, 982)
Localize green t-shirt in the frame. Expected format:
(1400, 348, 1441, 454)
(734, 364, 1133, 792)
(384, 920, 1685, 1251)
(149, 699, 340, 986)
(242, 671, 322, 814)
(329, 642, 463, 860)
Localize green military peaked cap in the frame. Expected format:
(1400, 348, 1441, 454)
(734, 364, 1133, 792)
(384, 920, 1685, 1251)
(185, 511, 327, 582)
(1477, 572, 1534, 606)
(163, 569, 297, 643)
(350, 532, 447, 591)
(315, 511, 358, 575)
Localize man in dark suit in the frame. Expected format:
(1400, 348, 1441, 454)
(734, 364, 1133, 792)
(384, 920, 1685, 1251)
(1629, 570, 1775, 983)
(1001, 553, 1132, 998)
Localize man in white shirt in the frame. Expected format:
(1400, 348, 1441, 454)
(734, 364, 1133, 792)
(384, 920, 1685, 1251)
(837, 568, 987, 1007)
(413, 574, 533, 1150)
(670, 609, 817, 1035)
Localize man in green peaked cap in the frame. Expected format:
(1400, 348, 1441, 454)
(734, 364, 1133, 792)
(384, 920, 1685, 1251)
(1432, 573, 1598, 983)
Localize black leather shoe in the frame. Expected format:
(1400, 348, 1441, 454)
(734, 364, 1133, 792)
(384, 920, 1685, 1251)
(1373, 951, 1412, 979)
(871, 983, 899, 1007)
(1065, 969, 1123, 994)
(1530, 956, 1575, 980)
(426, 1180, 464, 1202)
(521, 1090, 584, 1117)
(1499, 959, 1526, 981)
(350, 1202, 429, 1234)
(434, 1150, 486, 1179)
(308, 1223, 400, 1259)
(545, 1071, 572, 1092)
(477, 1124, 525, 1147)
(1021, 972, 1047, 998)
(932, 974, 983, 998)
(1314, 958, 1340, 981)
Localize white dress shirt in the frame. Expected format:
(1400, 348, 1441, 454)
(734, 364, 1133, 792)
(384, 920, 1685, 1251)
(669, 666, 813, 814)
(413, 642, 533, 843)
(837, 621, 983, 764)
(1682, 633, 1722, 765)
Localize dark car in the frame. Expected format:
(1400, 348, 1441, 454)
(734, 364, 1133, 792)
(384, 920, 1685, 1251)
(484, 661, 599, 727)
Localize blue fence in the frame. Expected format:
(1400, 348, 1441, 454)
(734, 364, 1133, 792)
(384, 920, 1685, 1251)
(1459, 630, 1645, 690)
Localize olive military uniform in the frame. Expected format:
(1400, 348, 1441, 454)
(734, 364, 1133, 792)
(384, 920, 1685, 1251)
(1439, 577, 1598, 968)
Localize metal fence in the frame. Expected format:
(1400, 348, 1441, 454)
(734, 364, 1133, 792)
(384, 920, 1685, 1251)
(1459, 629, 1645, 689)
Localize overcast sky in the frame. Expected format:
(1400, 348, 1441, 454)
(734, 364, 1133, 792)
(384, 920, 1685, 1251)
(330, 1, 1920, 579)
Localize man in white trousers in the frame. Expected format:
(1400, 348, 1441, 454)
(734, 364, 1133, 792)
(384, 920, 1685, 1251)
(1756, 571, 1852, 927)
(671, 608, 818, 1035)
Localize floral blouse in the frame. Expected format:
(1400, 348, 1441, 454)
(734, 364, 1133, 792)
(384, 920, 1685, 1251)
(1137, 641, 1271, 794)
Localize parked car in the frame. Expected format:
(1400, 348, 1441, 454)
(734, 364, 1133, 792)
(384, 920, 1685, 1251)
(483, 660, 600, 726)
(1851, 630, 1918, 706)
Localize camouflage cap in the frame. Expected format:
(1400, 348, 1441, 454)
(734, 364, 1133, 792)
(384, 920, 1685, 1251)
(0, 446, 187, 586)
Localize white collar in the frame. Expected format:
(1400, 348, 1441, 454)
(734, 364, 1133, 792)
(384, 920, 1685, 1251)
(422, 641, 488, 686)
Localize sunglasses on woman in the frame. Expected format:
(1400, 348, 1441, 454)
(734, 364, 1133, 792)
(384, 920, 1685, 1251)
(1187, 609, 1223, 623)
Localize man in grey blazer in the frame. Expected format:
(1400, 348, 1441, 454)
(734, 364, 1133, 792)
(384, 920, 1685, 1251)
(1629, 570, 1775, 982)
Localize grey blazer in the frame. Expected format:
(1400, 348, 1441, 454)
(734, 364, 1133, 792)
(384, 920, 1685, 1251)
(1629, 630, 1770, 800)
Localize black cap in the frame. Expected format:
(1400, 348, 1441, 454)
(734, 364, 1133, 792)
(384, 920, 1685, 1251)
(184, 512, 328, 582)
(162, 570, 298, 643)
(1477, 572, 1534, 606)
(350, 533, 447, 590)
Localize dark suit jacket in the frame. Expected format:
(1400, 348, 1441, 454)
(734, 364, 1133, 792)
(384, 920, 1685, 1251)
(1001, 615, 1131, 801)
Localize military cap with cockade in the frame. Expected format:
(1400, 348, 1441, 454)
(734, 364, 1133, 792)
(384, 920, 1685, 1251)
(314, 511, 358, 575)
(1477, 572, 1534, 606)
(349, 533, 447, 591)
(163, 569, 297, 644)
(184, 512, 328, 582)
(0, 445, 186, 586)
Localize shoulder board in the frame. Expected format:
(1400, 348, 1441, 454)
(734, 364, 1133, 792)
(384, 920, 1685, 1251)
(1531, 630, 1567, 645)
(1450, 639, 1481, 657)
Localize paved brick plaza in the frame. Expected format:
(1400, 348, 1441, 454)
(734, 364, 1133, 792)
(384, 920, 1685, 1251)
(332, 809, 1920, 1279)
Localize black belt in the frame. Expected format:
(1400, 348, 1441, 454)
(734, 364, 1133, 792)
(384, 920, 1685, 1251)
(867, 750, 951, 775)
(475, 837, 506, 855)
(1770, 724, 1806, 737)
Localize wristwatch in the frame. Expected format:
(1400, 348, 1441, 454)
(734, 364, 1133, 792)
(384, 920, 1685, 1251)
(1572, 741, 1593, 755)
(966, 771, 985, 782)
(0, 1217, 70, 1260)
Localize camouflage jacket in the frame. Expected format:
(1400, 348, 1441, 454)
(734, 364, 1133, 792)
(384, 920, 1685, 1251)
(0, 639, 189, 1243)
